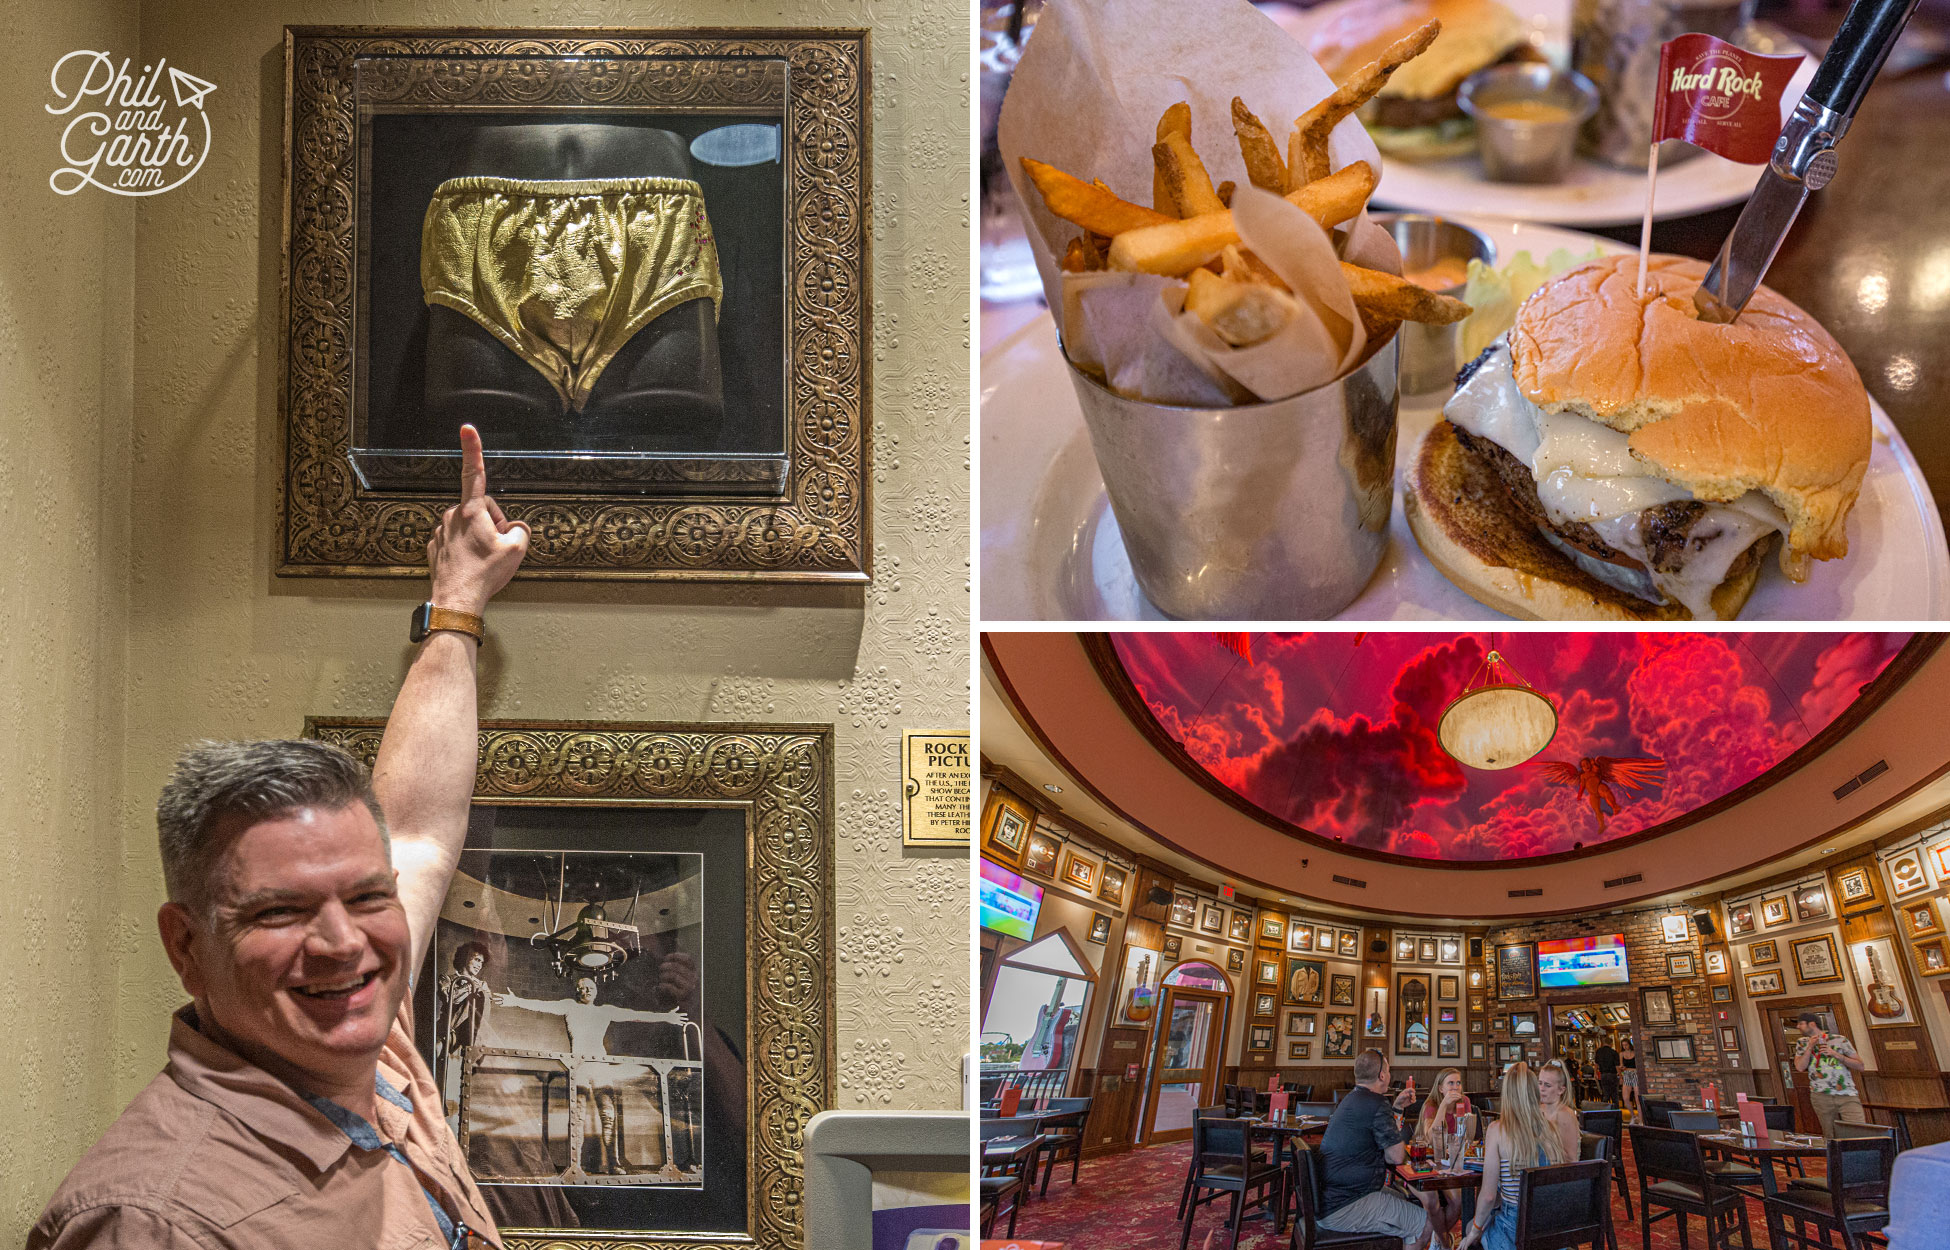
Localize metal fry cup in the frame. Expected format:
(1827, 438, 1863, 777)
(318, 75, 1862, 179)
(1065, 335, 1399, 620)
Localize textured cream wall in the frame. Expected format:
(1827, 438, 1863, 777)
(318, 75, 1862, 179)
(0, 0, 136, 1239)
(0, 0, 966, 1227)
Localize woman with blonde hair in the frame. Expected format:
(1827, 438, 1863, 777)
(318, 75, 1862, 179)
(1410, 1068, 1474, 1247)
(1456, 1063, 1574, 1250)
(1537, 1059, 1583, 1159)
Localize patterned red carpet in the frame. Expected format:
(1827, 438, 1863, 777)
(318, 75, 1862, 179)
(999, 1137, 1818, 1250)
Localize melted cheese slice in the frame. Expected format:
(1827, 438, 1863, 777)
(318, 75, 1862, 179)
(1444, 339, 1790, 620)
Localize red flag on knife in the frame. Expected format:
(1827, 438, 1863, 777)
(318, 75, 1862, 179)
(1637, 34, 1802, 294)
(1653, 34, 1804, 165)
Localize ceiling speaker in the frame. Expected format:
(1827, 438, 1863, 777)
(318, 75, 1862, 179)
(1692, 909, 1718, 939)
(1469, 937, 1484, 960)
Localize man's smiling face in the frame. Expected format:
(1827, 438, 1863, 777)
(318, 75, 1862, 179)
(167, 802, 407, 1085)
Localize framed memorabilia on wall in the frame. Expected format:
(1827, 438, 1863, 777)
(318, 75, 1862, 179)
(1418, 937, 1440, 964)
(1470, 1042, 1485, 1061)
(1746, 970, 1786, 997)
(1290, 1041, 1312, 1060)
(1097, 862, 1128, 908)
(1510, 1011, 1538, 1037)
(1468, 969, 1484, 988)
(1088, 914, 1111, 944)
(1396, 972, 1432, 1054)
(1470, 995, 1485, 1013)
(1331, 974, 1356, 1007)
(1835, 866, 1879, 910)
(1254, 992, 1277, 1017)
(1248, 1025, 1275, 1053)
(1437, 975, 1459, 1001)
(1439, 937, 1461, 965)
(1495, 1043, 1523, 1064)
(1163, 934, 1182, 960)
(982, 800, 1030, 867)
(1259, 911, 1287, 947)
(1712, 984, 1733, 1003)
(1470, 1019, 1484, 1035)
(1915, 938, 1950, 977)
(1023, 828, 1060, 878)
(1667, 953, 1696, 978)
(1338, 928, 1360, 958)
(1889, 849, 1931, 899)
(1229, 910, 1253, 942)
(1316, 924, 1336, 951)
(1363, 988, 1388, 1039)
(1495, 943, 1537, 1000)
(1641, 986, 1676, 1026)
(1170, 890, 1198, 929)
(1931, 841, 1950, 882)
(1395, 933, 1415, 962)
(1704, 948, 1728, 976)
(1749, 940, 1779, 966)
(1286, 958, 1325, 1006)
(1286, 1012, 1315, 1037)
(1759, 894, 1792, 928)
(1493, 1015, 1510, 1032)
(1906, 900, 1941, 938)
(1793, 881, 1831, 923)
(1727, 900, 1756, 935)
(309, 717, 831, 1249)
(1719, 1025, 1741, 1050)
(1255, 956, 1280, 987)
(1114, 944, 1164, 1027)
(1200, 902, 1226, 935)
(1438, 1006, 1457, 1023)
(1325, 1014, 1355, 1058)
(1438, 1031, 1460, 1058)
(280, 29, 869, 582)
(1662, 914, 1691, 943)
(1654, 1036, 1698, 1062)
(1791, 935, 1844, 984)
(1287, 922, 1315, 953)
(1850, 937, 1917, 1026)
(1059, 847, 1099, 893)
(1228, 948, 1245, 973)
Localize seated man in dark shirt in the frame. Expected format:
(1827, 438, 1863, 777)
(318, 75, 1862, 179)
(1593, 1038, 1620, 1106)
(1318, 1049, 1428, 1246)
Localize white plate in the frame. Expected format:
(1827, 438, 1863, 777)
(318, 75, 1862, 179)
(978, 217, 1950, 622)
(1262, 0, 1815, 227)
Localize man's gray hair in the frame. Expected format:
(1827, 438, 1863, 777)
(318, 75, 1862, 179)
(1353, 1048, 1386, 1084)
(157, 739, 388, 919)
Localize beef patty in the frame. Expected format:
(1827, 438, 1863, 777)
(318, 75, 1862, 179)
(1365, 43, 1548, 129)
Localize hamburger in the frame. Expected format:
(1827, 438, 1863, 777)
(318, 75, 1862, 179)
(1404, 253, 1871, 621)
(1308, 0, 1540, 160)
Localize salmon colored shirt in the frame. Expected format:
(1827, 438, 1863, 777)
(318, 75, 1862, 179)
(28, 995, 503, 1249)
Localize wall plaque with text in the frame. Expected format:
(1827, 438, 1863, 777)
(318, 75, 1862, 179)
(901, 729, 970, 847)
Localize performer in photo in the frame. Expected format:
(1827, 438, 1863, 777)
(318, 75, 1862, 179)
(440, 941, 494, 1063)
(492, 975, 694, 1177)
(29, 427, 529, 1249)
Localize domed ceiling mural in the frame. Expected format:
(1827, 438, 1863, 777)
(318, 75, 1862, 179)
(1108, 632, 1919, 863)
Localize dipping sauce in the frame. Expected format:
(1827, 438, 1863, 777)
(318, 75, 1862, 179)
(1479, 99, 1579, 124)
(1402, 256, 1471, 291)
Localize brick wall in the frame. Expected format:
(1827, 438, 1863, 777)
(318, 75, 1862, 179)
(1487, 910, 1724, 1102)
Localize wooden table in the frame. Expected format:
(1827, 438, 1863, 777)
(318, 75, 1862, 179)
(1395, 1161, 1485, 1225)
(1857, 1102, 1941, 1152)
(1699, 1130, 1829, 1244)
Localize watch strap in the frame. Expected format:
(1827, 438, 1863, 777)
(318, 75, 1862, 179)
(418, 604, 485, 645)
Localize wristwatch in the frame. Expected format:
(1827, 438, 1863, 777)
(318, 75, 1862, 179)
(409, 602, 485, 645)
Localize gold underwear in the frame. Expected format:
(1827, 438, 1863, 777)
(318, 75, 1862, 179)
(420, 176, 723, 413)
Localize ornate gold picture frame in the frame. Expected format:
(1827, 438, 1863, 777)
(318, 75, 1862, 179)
(308, 717, 834, 1250)
(280, 28, 869, 582)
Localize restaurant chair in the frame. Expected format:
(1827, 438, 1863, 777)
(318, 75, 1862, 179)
(1291, 1083, 1315, 1100)
(1296, 1101, 1339, 1119)
(1785, 1121, 1895, 1196)
(1762, 1133, 1894, 1250)
(1641, 1099, 1681, 1129)
(1477, 1094, 1500, 1116)
(1580, 1107, 1631, 1219)
(1668, 1109, 1721, 1133)
(1225, 1083, 1242, 1116)
(1664, 1111, 1766, 1193)
(1333, 1088, 1350, 1104)
(1286, 1145, 1403, 1250)
(1179, 1105, 1263, 1217)
(1515, 1158, 1614, 1250)
(1763, 1104, 1811, 1182)
(1628, 1124, 1752, 1250)
(1180, 1112, 1287, 1250)
(1036, 1096, 1092, 1196)
(982, 1115, 1043, 1194)
(980, 1171, 1023, 1239)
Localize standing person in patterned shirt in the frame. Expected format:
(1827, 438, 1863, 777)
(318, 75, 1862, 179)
(1793, 1010, 1868, 1136)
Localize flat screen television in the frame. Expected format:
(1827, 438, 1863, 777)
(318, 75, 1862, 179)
(1537, 934, 1630, 987)
(980, 858, 1043, 940)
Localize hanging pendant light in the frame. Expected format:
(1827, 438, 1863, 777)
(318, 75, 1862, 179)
(1437, 642, 1557, 770)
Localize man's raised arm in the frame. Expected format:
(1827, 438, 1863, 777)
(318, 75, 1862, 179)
(374, 425, 529, 974)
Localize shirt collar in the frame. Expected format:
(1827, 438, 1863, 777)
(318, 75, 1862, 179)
(164, 1003, 362, 1172)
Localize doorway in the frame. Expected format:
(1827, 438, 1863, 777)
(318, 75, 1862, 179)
(1140, 984, 1229, 1144)
(1758, 994, 1850, 1134)
(1546, 999, 1636, 1106)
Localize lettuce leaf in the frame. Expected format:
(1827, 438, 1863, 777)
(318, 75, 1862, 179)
(1458, 245, 1607, 360)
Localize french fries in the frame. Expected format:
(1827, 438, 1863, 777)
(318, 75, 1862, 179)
(1292, 19, 1441, 185)
(1020, 30, 1472, 357)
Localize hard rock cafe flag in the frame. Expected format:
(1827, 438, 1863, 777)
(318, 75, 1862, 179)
(1638, 33, 1803, 292)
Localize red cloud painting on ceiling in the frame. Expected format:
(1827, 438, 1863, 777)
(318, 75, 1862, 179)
(1111, 632, 1911, 862)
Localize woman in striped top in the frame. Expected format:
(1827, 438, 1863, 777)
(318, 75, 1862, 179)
(1455, 1063, 1573, 1250)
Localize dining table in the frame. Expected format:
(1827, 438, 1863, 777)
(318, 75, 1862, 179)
(1394, 1159, 1485, 1226)
(1856, 1100, 1942, 1152)
(1698, 1129, 1831, 1244)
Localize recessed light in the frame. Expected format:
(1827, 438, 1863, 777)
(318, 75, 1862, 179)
(1043, 783, 1063, 793)
(1821, 847, 1835, 855)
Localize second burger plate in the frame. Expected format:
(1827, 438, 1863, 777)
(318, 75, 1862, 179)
(978, 217, 1950, 622)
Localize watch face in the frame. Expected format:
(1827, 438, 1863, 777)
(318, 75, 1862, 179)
(409, 601, 432, 642)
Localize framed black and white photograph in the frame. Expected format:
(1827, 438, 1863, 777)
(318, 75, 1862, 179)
(1641, 986, 1676, 1026)
(1667, 952, 1696, 979)
(984, 804, 1029, 866)
(313, 717, 831, 1249)
(1746, 970, 1786, 997)
(1170, 890, 1198, 929)
(1470, 1019, 1484, 1035)
(1331, 973, 1356, 1007)
(1915, 938, 1950, 977)
(1438, 1030, 1461, 1058)
(1256, 956, 1280, 987)
(1199, 901, 1226, 935)
(1906, 900, 1942, 938)
(1260, 912, 1287, 946)
(1290, 1041, 1312, 1060)
(1255, 992, 1277, 1017)
(1496, 943, 1538, 1000)
(1749, 939, 1780, 966)
(1712, 984, 1733, 1003)
(1760, 894, 1792, 928)
(1088, 914, 1111, 944)
(1286, 1012, 1315, 1037)
(1248, 1025, 1275, 1052)
(1836, 866, 1878, 908)
(1792, 934, 1844, 984)
(1316, 924, 1336, 951)
(1396, 972, 1432, 1055)
(280, 29, 869, 582)
(1058, 847, 1099, 893)
(1793, 881, 1832, 923)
